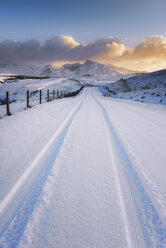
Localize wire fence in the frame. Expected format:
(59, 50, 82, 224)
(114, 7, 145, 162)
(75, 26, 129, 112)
(0, 86, 84, 118)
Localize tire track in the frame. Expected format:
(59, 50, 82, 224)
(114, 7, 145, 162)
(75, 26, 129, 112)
(92, 89, 166, 248)
(0, 90, 86, 248)
(18, 88, 129, 248)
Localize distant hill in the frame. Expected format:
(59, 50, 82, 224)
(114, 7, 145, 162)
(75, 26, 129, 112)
(60, 60, 122, 77)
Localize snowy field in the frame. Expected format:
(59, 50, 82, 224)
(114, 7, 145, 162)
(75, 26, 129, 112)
(0, 87, 166, 247)
(0, 77, 83, 117)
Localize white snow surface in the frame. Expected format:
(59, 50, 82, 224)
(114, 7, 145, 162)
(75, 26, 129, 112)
(0, 88, 166, 247)
(0, 77, 82, 117)
(100, 69, 166, 105)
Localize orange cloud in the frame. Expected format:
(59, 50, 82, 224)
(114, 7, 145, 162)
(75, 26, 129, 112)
(129, 35, 166, 60)
(96, 35, 166, 72)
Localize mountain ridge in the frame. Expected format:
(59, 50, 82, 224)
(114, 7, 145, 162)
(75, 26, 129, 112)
(0, 60, 139, 78)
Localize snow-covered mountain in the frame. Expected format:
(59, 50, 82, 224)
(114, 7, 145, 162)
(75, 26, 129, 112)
(0, 60, 125, 78)
(58, 60, 130, 86)
(40, 60, 125, 78)
(40, 65, 56, 77)
(60, 60, 122, 77)
(100, 69, 166, 105)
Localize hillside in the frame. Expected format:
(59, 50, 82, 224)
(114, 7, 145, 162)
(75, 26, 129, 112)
(100, 69, 166, 105)
(61, 60, 122, 77)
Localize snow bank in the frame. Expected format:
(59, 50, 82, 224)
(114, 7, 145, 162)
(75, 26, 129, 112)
(100, 69, 166, 105)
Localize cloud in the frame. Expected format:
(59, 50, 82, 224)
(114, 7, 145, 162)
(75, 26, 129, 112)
(128, 35, 166, 60)
(0, 39, 41, 64)
(0, 35, 80, 64)
(0, 35, 121, 64)
(0, 35, 166, 71)
(97, 35, 166, 71)
(60, 35, 80, 48)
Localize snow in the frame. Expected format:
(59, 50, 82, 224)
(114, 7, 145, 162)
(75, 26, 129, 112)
(0, 60, 127, 79)
(100, 69, 166, 105)
(18, 89, 128, 248)
(0, 92, 84, 202)
(62, 60, 121, 77)
(96, 92, 166, 223)
(0, 77, 83, 117)
(0, 59, 131, 117)
(40, 60, 126, 79)
(94, 92, 166, 247)
(0, 87, 166, 247)
(60, 60, 132, 86)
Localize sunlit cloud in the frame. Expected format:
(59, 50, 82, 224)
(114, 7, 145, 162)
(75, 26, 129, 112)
(0, 35, 166, 72)
(60, 35, 80, 48)
(95, 35, 166, 72)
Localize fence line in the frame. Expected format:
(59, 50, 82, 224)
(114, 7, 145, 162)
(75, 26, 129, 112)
(2, 85, 84, 117)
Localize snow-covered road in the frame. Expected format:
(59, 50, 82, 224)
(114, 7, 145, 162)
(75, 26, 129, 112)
(0, 88, 166, 247)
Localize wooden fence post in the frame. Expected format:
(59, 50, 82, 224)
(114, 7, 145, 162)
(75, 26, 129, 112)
(53, 89, 55, 100)
(39, 89, 42, 104)
(27, 90, 30, 108)
(47, 89, 50, 102)
(6, 91, 11, 116)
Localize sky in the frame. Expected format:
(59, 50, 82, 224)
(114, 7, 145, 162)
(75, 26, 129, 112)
(0, 0, 166, 71)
